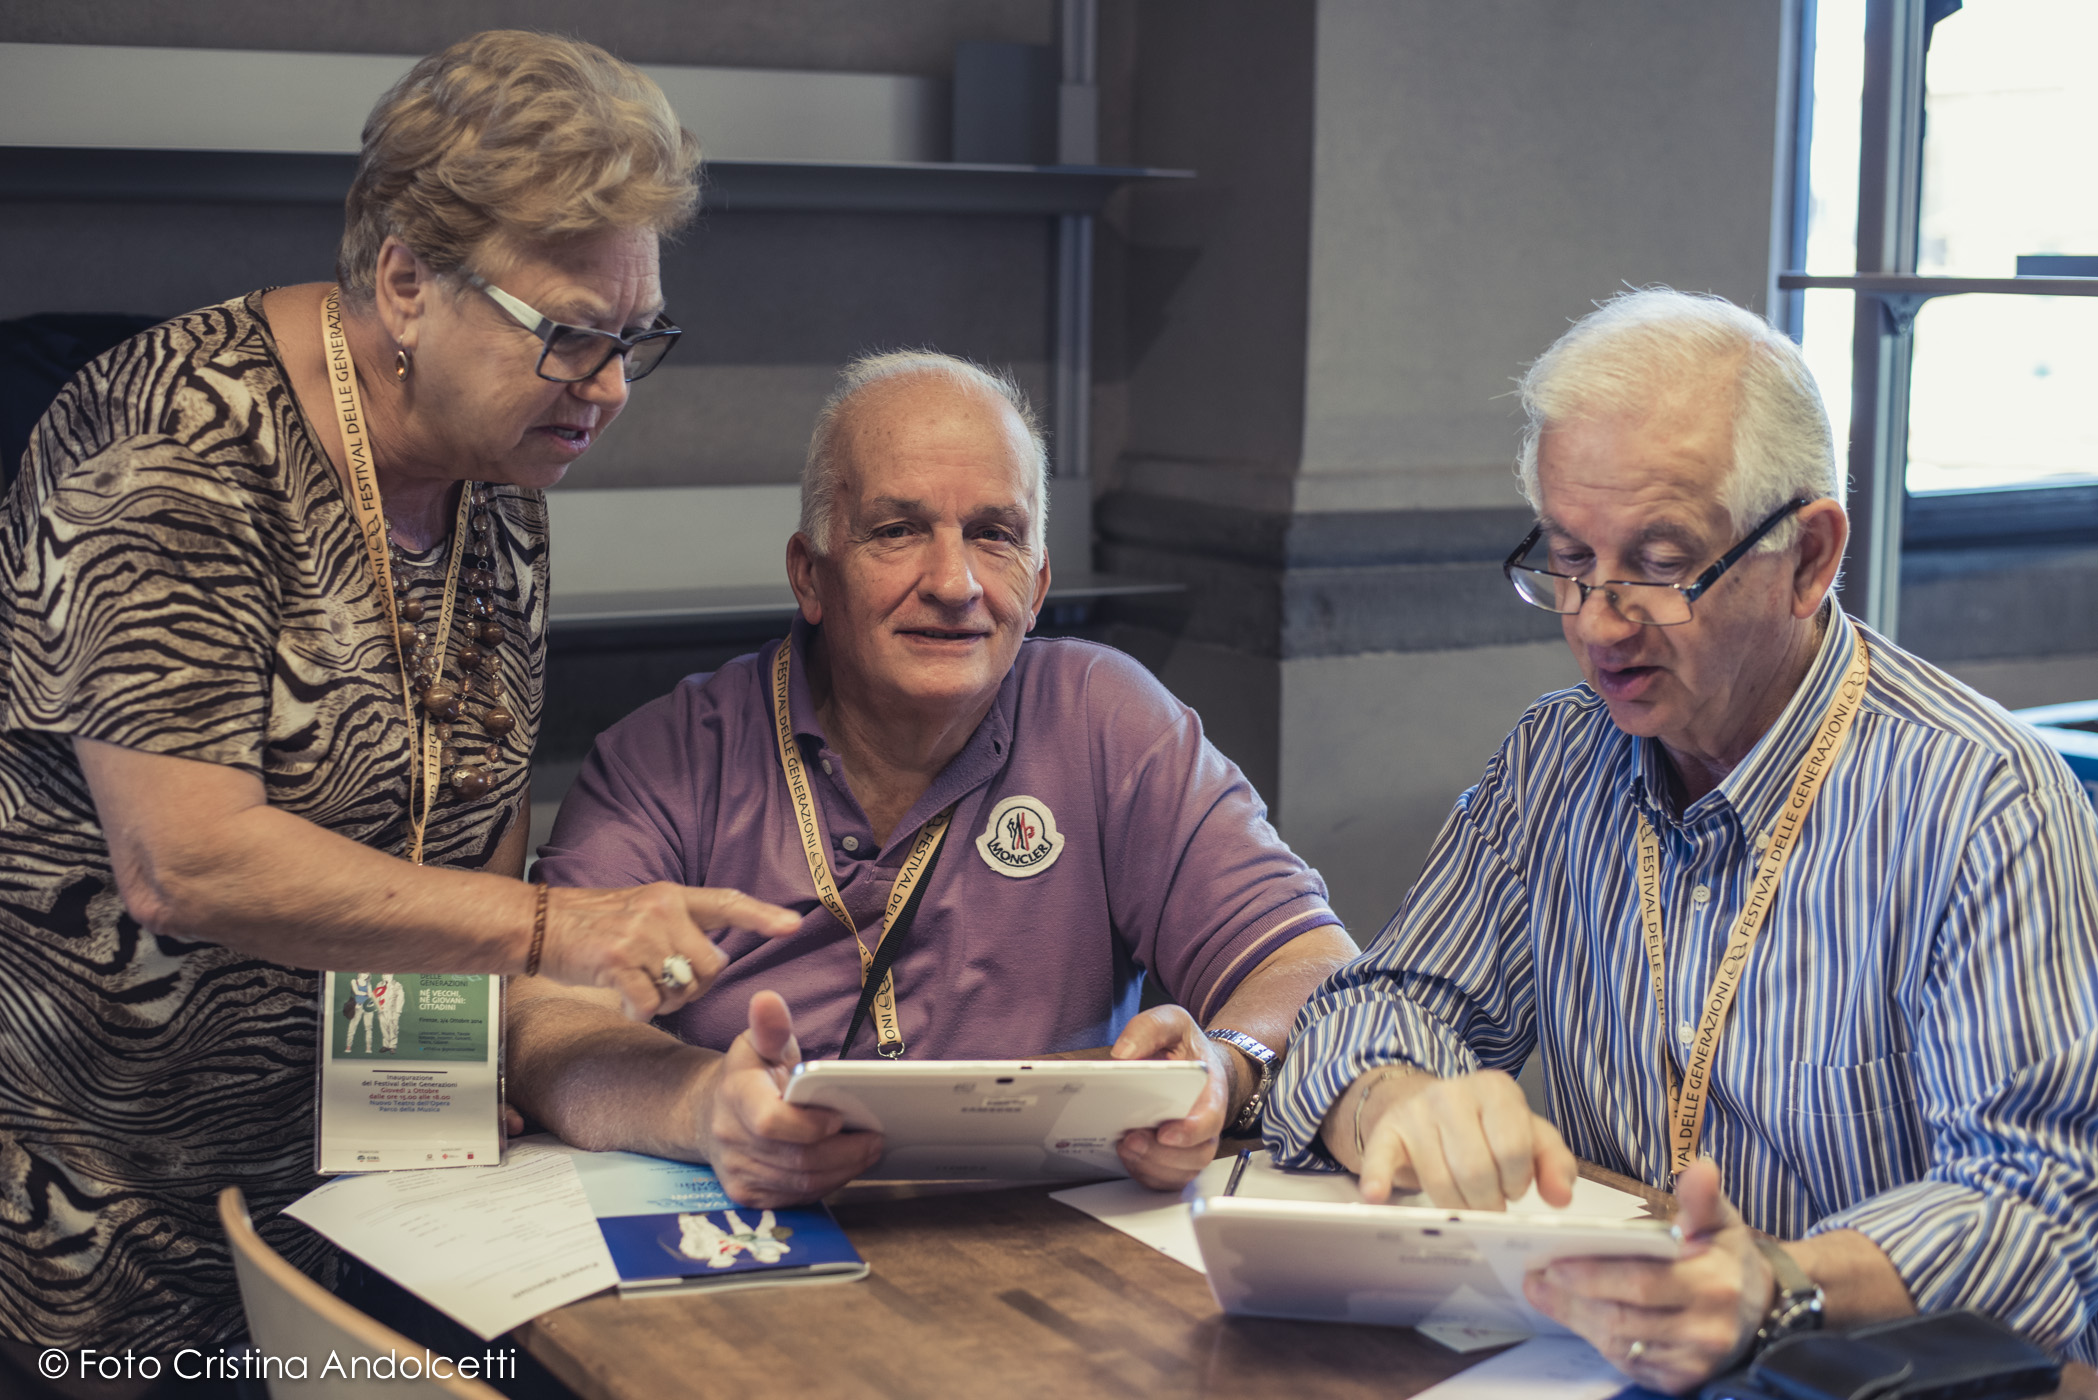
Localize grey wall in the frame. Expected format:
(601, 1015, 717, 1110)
(0, 199, 344, 320)
(1093, 0, 2095, 936)
(592, 213, 1051, 488)
(1110, 0, 1318, 513)
(1098, 0, 1796, 932)
(0, 201, 1052, 489)
(1281, 0, 1791, 926)
(1, 0, 1050, 73)
(0, 1, 1060, 492)
(1297, 0, 1788, 513)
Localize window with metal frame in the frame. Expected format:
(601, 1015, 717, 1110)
(1779, 0, 2098, 639)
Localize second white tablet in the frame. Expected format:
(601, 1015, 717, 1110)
(1191, 1194, 1681, 1335)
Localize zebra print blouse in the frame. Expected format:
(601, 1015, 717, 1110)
(0, 293, 546, 1352)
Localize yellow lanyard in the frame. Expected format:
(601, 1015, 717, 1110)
(770, 640, 952, 1057)
(320, 287, 472, 866)
(1636, 639, 1869, 1176)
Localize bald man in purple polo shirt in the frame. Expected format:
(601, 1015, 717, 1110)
(510, 351, 1356, 1204)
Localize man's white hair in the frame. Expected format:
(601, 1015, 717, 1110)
(799, 349, 1050, 558)
(1515, 288, 1841, 553)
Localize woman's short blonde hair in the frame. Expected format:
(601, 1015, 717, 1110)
(337, 30, 701, 298)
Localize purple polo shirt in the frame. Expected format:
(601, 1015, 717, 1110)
(536, 621, 1341, 1058)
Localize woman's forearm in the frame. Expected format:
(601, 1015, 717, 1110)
(156, 802, 537, 969)
(80, 736, 534, 972)
(78, 738, 795, 1020)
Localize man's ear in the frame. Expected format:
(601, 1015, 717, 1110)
(785, 532, 824, 625)
(1027, 547, 1052, 633)
(371, 236, 434, 357)
(1791, 498, 1849, 619)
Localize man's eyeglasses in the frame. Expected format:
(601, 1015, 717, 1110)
(1502, 497, 1812, 627)
(465, 273, 680, 384)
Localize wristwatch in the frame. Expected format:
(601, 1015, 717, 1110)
(1204, 1028, 1278, 1138)
(1749, 1234, 1824, 1354)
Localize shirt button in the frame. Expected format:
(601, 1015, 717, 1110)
(840, 835, 859, 852)
(1691, 884, 1711, 906)
(1755, 832, 1772, 850)
(821, 759, 834, 775)
(1677, 1021, 1695, 1048)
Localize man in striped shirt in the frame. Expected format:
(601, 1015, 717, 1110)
(1265, 289, 2098, 1388)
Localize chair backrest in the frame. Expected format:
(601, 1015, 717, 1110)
(217, 1187, 505, 1400)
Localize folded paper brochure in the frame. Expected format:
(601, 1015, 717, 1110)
(565, 1149, 869, 1294)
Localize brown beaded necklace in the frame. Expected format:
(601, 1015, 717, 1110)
(321, 285, 512, 860)
(388, 488, 516, 802)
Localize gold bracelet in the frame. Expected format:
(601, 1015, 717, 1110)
(523, 884, 550, 977)
(1351, 1066, 1403, 1164)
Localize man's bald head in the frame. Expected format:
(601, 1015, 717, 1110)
(799, 351, 1050, 560)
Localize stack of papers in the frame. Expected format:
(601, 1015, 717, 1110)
(285, 1140, 617, 1340)
(1411, 1336, 1663, 1399)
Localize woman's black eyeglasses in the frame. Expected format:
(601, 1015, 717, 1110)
(466, 273, 680, 384)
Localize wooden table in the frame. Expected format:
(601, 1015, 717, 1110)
(519, 1162, 1660, 1400)
(518, 1168, 2097, 1400)
(520, 1181, 1494, 1400)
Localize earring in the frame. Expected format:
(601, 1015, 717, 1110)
(395, 349, 412, 381)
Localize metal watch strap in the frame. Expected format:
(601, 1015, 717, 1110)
(1204, 1029, 1278, 1137)
(1749, 1234, 1824, 1354)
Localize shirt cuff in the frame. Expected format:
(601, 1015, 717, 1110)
(1262, 988, 1481, 1171)
(1813, 1177, 2096, 1359)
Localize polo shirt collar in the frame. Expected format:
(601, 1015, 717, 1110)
(1630, 602, 1854, 837)
(784, 617, 1020, 855)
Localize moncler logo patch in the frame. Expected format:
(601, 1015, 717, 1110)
(974, 794, 1064, 878)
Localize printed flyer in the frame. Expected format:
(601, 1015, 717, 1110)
(565, 1149, 867, 1294)
(315, 972, 502, 1174)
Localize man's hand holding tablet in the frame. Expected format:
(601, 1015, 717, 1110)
(1525, 1159, 1776, 1391)
(1322, 1065, 1787, 1389)
(1106, 1005, 1234, 1190)
(689, 991, 886, 1207)
(688, 991, 1217, 1205)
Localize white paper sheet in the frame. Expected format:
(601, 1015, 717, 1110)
(285, 1140, 618, 1340)
(1049, 1152, 1355, 1271)
(1415, 1321, 1539, 1354)
(1408, 1336, 1632, 1398)
(1050, 1152, 1652, 1279)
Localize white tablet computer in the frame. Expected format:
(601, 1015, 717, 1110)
(782, 1059, 1208, 1180)
(1190, 1195, 1681, 1334)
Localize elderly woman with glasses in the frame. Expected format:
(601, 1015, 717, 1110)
(0, 31, 795, 1363)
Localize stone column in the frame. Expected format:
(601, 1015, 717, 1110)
(1100, 0, 1789, 931)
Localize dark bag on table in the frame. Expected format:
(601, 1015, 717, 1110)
(1702, 1310, 2059, 1400)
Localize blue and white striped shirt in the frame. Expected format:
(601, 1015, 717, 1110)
(1266, 605, 2098, 1359)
